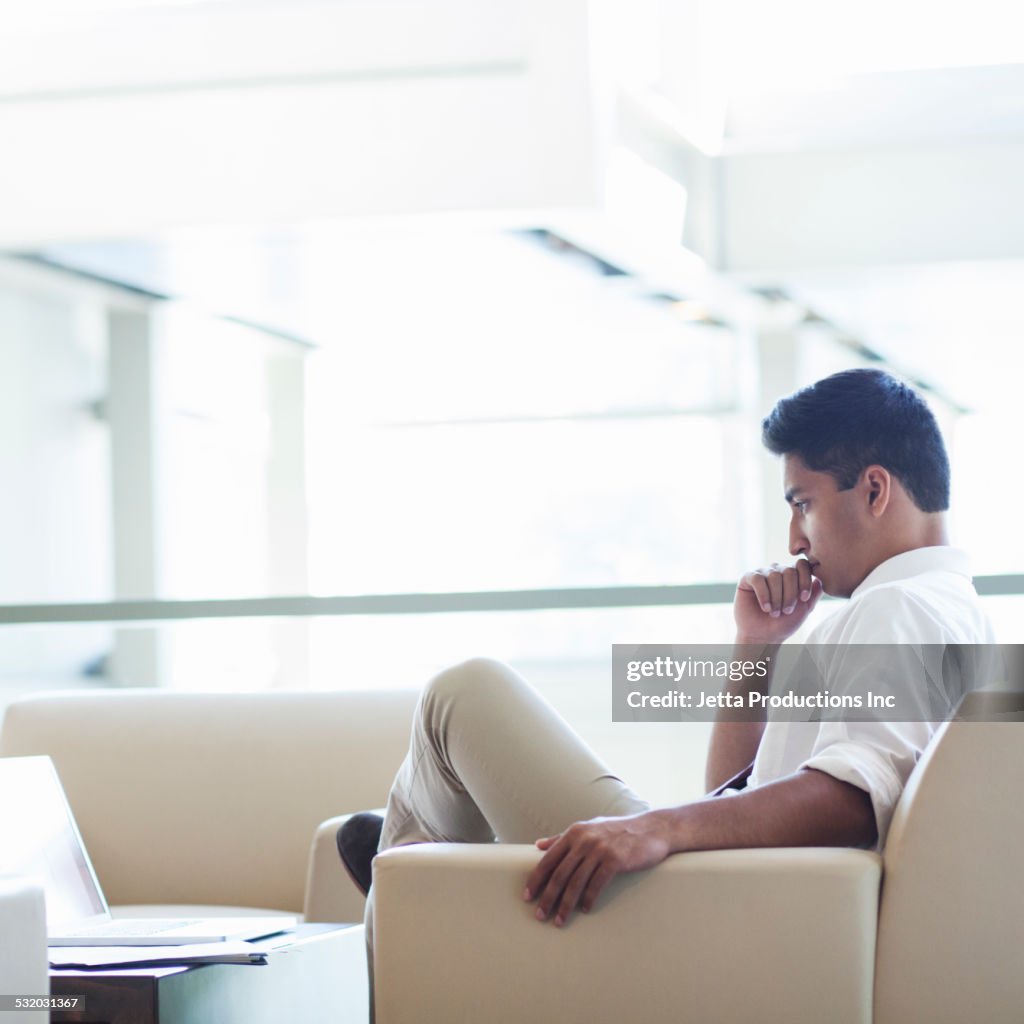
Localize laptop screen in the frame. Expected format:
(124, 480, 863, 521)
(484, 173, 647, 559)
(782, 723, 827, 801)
(0, 756, 108, 928)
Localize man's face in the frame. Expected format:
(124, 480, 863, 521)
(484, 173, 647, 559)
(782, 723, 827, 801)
(783, 454, 873, 598)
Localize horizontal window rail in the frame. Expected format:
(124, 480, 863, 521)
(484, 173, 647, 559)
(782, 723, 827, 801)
(0, 575, 1021, 625)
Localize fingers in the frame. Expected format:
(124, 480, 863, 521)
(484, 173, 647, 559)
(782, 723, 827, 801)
(532, 842, 587, 924)
(778, 564, 800, 614)
(765, 569, 785, 614)
(738, 570, 772, 614)
(549, 854, 601, 927)
(796, 558, 814, 601)
(524, 825, 614, 927)
(523, 836, 566, 902)
(580, 862, 617, 913)
(741, 563, 815, 617)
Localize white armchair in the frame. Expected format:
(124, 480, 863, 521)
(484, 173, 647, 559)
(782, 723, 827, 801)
(374, 844, 879, 1023)
(371, 693, 1024, 1024)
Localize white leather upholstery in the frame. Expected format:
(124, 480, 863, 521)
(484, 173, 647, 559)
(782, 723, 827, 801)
(0, 877, 48, 1024)
(0, 689, 417, 923)
(374, 844, 881, 1024)
(875, 697, 1024, 1024)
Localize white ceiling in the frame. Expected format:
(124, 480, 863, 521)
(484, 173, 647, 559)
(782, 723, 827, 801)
(4, 0, 1024, 417)
(732, 261, 1024, 416)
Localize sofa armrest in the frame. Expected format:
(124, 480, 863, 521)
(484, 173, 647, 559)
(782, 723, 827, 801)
(304, 810, 385, 924)
(0, 878, 48, 1023)
(373, 844, 880, 1024)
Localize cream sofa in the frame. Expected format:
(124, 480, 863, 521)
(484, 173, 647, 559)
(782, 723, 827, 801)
(0, 688, 419, 926)
(371, 694, 1024, 1024)
(4, 688, 1020, 1024)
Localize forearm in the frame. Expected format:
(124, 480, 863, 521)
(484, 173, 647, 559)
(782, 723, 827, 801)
(524, 765, 875, 927)
(704, 640, 777, 792)
(705, 722, 764, 792)
(658, 768, 878, 852)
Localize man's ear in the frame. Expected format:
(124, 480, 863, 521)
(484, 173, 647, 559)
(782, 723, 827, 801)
(862, 465, 891, 516)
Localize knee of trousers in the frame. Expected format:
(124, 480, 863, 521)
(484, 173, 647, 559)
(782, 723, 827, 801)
(420, 656, 522, 721)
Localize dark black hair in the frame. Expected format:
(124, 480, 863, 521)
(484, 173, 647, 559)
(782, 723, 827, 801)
(761, 368, 950, 512)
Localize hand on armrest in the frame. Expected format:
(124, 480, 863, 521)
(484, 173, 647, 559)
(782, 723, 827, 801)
(524, 769, 876, 928)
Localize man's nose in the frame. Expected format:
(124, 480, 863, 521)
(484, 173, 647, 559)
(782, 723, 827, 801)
(789, 519, 808, 557)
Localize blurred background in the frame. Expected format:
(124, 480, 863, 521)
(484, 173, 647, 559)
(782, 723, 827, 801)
(2, 0, 1022, 803)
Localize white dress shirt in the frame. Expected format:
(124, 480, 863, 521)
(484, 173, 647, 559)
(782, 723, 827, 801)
(749, 546, 997, 847)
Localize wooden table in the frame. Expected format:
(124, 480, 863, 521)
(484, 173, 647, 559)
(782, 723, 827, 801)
(50, 924, 368, 1024)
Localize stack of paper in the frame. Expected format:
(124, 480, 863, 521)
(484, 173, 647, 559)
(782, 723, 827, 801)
(49, 941, 270, 970)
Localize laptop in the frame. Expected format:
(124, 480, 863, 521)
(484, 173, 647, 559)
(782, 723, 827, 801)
(0, 755, 297, 945)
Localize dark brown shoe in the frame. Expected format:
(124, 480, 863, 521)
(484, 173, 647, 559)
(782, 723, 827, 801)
(336, 812, 384, 896)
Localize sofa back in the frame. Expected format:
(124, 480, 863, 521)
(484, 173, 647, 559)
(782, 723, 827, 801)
(0, 688, 418, 913)
(875, 692, 1024, 1024)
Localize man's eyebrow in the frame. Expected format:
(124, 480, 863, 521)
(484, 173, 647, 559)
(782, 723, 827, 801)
(784, 488, 805, 504)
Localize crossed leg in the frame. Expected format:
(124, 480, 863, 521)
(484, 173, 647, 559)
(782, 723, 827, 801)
(380, 656, 649, 850)
(364, 657, 648, 1013)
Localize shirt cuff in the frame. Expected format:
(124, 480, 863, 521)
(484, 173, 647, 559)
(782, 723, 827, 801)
(800, 740, 905, 848)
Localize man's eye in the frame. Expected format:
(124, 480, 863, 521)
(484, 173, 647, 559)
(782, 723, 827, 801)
(795, 501, 808, 512)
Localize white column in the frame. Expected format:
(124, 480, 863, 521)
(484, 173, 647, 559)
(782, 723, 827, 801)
(107, 306, 165, 686)
(266, 350, 310, 688)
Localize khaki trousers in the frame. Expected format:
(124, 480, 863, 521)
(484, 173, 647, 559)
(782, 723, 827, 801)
(365, 657, 648, 1014)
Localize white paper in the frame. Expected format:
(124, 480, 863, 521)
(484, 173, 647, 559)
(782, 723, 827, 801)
(49, 940, 268, 968)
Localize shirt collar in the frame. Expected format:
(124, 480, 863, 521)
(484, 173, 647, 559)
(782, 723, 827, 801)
(851, 546, 972, 599)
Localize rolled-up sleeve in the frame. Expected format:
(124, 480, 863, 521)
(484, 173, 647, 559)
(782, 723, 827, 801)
(800, 719, 933, 847)
(796, 596, 948, 847)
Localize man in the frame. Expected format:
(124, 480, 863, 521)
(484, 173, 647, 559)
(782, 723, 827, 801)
(340, 367, 995, 935)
